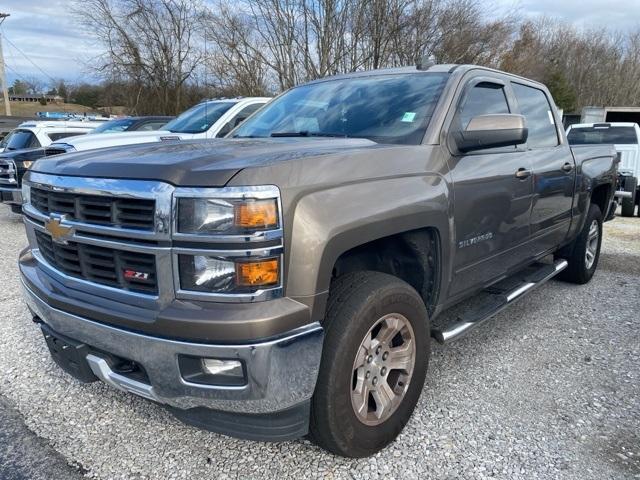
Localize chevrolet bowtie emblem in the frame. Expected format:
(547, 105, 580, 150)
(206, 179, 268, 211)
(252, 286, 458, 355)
(44, 215, 74, 244)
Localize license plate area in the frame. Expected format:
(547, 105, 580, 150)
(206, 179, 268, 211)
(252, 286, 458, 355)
(41, 323, 98, 383)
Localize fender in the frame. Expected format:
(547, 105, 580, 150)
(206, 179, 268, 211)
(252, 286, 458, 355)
(565, 146, 617, 244)
(285, 173, 451, 312)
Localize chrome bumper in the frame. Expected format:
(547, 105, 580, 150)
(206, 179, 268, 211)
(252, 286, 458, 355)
(0, 186, 22, 205)
(22, 279, 324, 414)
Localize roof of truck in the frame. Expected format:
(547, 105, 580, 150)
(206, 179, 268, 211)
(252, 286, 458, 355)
(303, 64, 548, 89)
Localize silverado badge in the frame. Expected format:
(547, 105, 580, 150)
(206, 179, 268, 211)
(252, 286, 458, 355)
(44, 215, 74, 244)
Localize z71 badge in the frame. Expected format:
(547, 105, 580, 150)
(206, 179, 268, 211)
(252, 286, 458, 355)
(123, 269, 151, 281)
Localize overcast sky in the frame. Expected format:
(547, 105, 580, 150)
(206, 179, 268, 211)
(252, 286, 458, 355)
(1, 0, 640, 88)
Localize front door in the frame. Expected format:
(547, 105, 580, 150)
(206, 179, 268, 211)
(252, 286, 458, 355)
(447, 79, 534, 297)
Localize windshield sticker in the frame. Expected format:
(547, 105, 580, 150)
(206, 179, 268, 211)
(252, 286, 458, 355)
(401, 112, 417, 123)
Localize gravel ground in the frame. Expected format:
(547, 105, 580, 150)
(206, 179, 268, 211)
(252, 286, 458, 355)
(0, 205, 638, 480)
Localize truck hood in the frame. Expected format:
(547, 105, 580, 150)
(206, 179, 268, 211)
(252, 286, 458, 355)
(54, 130, 182, 151)
(30, 137, 380, 186)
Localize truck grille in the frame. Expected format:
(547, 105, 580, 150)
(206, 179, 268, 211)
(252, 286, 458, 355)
(31, 188, 155, 230)
(35, 230, 158, 294)
(0, 158, 17, 185)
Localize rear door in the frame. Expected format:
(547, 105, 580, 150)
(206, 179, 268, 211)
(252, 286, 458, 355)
(511, 82, 575, 254)
(447, 75, 534, 296)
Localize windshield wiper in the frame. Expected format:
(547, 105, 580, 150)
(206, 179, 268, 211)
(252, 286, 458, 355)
(270, 131, 348, 138)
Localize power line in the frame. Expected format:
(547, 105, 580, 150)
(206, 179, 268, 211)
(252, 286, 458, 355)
(4, 62, 26, 79)
(1, 31, 57, 84)
(0, 12, 11, 115)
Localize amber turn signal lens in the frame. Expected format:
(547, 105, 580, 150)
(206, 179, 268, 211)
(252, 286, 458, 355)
(236, 259, 279, 287)
(234, 200, 278, 230)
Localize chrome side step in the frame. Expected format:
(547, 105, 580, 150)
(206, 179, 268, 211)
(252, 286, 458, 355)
(432, 259, 568, 344)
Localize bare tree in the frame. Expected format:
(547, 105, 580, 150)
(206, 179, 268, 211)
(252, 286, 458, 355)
(74, 0, 640, 114)
(75, 0, 206, 114)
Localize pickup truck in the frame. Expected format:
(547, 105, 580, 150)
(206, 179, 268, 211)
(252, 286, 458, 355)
(567, 122, 640, 217)
(0, 117, 172, 213)
(0, 120, 102, 153)
(18, 64, 617, 458)
(43, 97, 270, 156)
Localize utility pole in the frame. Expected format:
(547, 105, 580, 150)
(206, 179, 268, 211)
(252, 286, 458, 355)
(0, 13, 11, 116)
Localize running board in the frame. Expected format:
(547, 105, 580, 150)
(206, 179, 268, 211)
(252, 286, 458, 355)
(431, 259, 568, 344)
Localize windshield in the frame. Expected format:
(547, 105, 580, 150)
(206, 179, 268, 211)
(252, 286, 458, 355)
(0, 129, 40, 150)
(567, 125, 638, 145)
(164, 102, 236, 134)
(233, 73, 449, 144)
(91, 118, 138, 134)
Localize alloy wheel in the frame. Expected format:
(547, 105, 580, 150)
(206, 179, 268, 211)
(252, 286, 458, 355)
(350, 313, 416, 426)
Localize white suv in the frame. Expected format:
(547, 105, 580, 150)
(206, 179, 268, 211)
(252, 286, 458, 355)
(45, 97, 270, 155)
(0, 120, 103, 153)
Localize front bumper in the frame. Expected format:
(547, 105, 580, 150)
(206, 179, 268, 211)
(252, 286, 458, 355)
(0, 186, 22, 205)
(21, 275, 324, 440)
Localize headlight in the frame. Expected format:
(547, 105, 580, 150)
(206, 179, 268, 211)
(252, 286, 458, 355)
(22, 160, 34, 169)
(177, 197, 279, 235)
(175, 186, 283, 299)
(178, 255, 280, 293)
(21, 183, 31, 205)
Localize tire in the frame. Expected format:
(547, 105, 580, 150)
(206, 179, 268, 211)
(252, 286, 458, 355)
(556, 203, 603, 284)
(620, 176, 637, 217)
(309, 271, 430, 458)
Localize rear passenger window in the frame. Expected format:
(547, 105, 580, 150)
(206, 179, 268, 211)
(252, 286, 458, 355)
(458, 82, 510, 130)
(512, 83, 558, 148)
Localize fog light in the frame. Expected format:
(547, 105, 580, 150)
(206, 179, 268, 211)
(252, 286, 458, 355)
(202, 358, 243, 377)
(178, 355, 246, 386)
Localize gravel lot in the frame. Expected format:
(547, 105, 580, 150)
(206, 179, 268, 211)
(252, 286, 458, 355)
(0, 205, 638, 480)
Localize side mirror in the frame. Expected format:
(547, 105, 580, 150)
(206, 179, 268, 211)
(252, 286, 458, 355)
(453, 114, 528, 153)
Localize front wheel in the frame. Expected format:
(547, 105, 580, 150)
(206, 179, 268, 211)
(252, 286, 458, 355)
(309, 271, 430, 457)
(556, 203, 603, 284)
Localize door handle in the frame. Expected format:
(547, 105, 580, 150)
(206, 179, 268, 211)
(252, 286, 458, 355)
(561, 162, 574, 173)
(515, 168, 531, 179)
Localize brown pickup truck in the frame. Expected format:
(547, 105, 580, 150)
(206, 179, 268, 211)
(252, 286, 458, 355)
(18, 64, 617, 457)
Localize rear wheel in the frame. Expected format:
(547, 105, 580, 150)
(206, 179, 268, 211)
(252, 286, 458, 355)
(309, 271, 429, 457)
(556, 203, 603, 284)
(620, 176, 637, 217)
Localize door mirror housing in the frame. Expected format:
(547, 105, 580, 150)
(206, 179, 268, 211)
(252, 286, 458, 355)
(453, 114, 528, 153)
